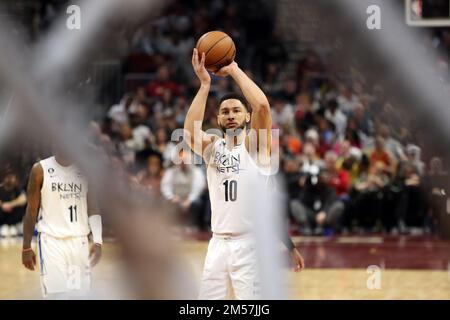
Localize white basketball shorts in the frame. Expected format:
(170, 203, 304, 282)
(198, 234, 260, 300)
(38, 232, 91, 298)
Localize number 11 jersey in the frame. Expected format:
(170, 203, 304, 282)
(37, 156, 90, 238)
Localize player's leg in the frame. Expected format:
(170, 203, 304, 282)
(66, 236, 91, 297)
(228, 237, 260, 300)
(198, 237, 231, 299)
(38, 233, 71, 298)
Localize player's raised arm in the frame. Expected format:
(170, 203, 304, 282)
(22, 163, 43, 271)
(184, 48, 218, 159)
(216, 62, 272, 154)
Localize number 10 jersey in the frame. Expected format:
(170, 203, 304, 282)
(206, 138, 265, 235)
(37, 156, 90, 238)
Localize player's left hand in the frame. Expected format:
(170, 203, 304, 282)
(289, 248, 305, 272)
(214, 61, 238, 77)
(89, 244, 102, 267)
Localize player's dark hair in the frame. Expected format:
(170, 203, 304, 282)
(219, 92, 249, 111)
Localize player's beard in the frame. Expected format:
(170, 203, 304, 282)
(220, 119, 247, 136)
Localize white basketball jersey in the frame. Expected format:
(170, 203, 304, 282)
(37, 156, 90, 238)
(206, 138, 265, 234)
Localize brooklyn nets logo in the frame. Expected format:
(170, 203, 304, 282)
(214, 152, 242, 174)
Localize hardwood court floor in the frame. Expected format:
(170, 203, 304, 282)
(1, 235, 449, 299)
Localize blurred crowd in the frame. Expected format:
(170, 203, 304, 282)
(1, 0, 450, 237)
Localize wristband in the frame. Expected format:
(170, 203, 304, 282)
(88, 214, 103, 245)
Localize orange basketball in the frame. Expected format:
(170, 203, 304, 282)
(196, 31, 236, 73)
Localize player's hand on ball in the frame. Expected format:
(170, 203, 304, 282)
(192, 48, 211, 85)
(214, 61, 238, 77)
(89, 244, 102, 267)
(289, 248, 305, 272)
(22, 249, 36, 271)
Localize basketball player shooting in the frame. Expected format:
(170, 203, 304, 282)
(185, 48, 305, 300)
(21, 149, 102, 298)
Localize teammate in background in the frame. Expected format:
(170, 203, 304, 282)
(21, 149, 102, 298)
(184, 49, 304, 300)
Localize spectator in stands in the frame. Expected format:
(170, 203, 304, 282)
(114, 122, 138, 166)
(152, 87, 176, 119)
(405, 144, 426, 176)
(282, 157, 303, 203)
(299, 142, 323, 176)
(211, 77, 232, 99)
(259, 31, 287, 84)
(152, 127, 176, 168)
(392, 161, 425, 233)
(157, 29, 194, 60)
(290, 168, 345, 235)
(271, 96, 295, 128)
(281, 126, 302, 157)
(369, 136, 394, 175)
(161, 150, 206, 231)
(118, 119, 153, 154)
(316, 114, 336, 156)
(262, 63, 283, 94)
(347, 103, 372, 141)
(277, 78, 298, 105)
(0, 172, 27, 237)
(304, 128, 320, 150)
(378, 123, 406, 162)
(344, 118, 363, 149)
(129, 100, 151, 129)
(325, 98, 347, 139)
(324, 151, 350, 198)
(107, 93, 134, 124)
(423, 157, 448, 233)
(137, 153, 164, 198)
(297, 50, 325, 93)
(351, 160, 390, 233)
(146, 65, 181, 98)
(334, 139, 351, 163)
(135, 86, 151, 105)
(131, 23, 160, 55)
(337, 83, 360, 115)
(295, 93, 316, 134)
(339, 147, 363, 184)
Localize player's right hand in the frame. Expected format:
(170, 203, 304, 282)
(192, 48, 211, 85)
(289, 248, 305, 272)
(22, 249, 36, 271)
(89, 244, 102, 267)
